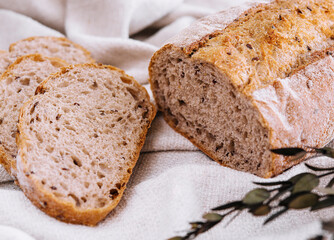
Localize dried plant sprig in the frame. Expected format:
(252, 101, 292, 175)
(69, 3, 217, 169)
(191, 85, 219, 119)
(169, 147, 334, 240)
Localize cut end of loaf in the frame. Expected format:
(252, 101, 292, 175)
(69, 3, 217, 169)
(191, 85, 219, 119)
(16, 64, 155, 225)
(150, 46, 273, 177)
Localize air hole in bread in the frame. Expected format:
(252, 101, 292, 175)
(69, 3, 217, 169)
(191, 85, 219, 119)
(97, 171, 105, 179)
(30, 101, 39, 114)
(62, 107, 69, 113)
(65, 125, 76, 132)
(60, 182, 68, 191)
(90, 81, 98, 89)
(127, 168, 132, 174)
(46, 146, 54, 153)
(97, 198, 106, 208)
(6, 76, 14, 85)
(127, 88, 139, 101)
(41, 180, 46, 185)
(228, 140, 235, 155)
(82, 148, 90, 156)
(178, 99, 186, 106)
(58, 81, 70, 88)
(115, 183, 121, 189)
(71, 172, 77, 178)
(206, 132, 216, 142)
(35, 132, 43, 143)
(72, 156, 82, 167)
(81, 197, 87, 203)
(120, 76, 132, 84)
(68, 193, 80, 207)
(97, 182, 103, 188)
(84, 182, 90, 188)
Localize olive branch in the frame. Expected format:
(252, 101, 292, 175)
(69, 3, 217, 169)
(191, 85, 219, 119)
(169, 147, 334, 240)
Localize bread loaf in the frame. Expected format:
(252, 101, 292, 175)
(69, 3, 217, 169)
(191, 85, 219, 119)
(9, 36, 95, 64)
(16, 64, 155, 225)
(0, 54, 67, 175)
(149, 0, 334, 177)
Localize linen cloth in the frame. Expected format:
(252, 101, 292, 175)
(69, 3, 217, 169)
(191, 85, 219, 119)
(0, 0, 332, 239)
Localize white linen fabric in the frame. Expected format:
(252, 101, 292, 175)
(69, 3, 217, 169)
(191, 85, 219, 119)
(0, 0, 333, 239)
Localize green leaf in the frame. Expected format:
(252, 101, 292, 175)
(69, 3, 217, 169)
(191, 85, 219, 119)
(316, 187, 334, 195)
(288, 193, 319, 209)
(292, 173, 319, 193)
(305, 163, 334, 172)
(270, 148, 306, 156)
(168, 237, 183, 240)
(242, 188, 270, 205)
(264, 208, 288, 225)
(250, 205, 271, 216)
(190, 222, 202, 229)
(327, 177, 334, 188)
(202, 213, 223, 222)
(211, 201, 243, 211)
(253, 181, 291, 186)
(311, 196, 334, 211)
(288, 173, 310, 184)
(315, 147, 334, 158)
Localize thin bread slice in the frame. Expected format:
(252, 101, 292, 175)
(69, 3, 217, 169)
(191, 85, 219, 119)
(0, 54, 67, 175)
(16, 64, 156, 225)
(0, 50, 18, 76)
(9, 36, 95, 64)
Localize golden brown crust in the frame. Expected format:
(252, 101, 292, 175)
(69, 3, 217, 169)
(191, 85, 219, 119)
(0, 54, 68, 177)
(191, 0, 334, 94)
(149, 0, 334, 178)
(9, 36, 95, 64)
(17, 63, 156, 225)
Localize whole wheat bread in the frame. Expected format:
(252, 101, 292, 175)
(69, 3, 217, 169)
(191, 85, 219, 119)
(0, 54, 67, 175)
(9, 36, 95, 64)
(16, 64, 155, 225)
(149, 0, 334, 177)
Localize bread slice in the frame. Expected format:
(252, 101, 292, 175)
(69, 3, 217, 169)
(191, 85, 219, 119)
(149, 0, 334, 178)
(0, 50, 18, 76)
(16, 64, 156, 225)
(9, 36, 95, 64)
(0, 54, 67, 175)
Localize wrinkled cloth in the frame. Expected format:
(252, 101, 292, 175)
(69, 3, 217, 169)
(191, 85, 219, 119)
(0, 0, 332, 239)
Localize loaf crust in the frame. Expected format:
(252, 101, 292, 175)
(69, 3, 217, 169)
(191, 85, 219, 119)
(16, 64, 156, 225)
(149, 0, 334, 177)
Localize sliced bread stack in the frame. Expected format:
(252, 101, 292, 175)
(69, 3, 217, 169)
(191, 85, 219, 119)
(16, 64, 155, 225)
(0, 54, 67, 174)
(0, 36, 95, 76)
(0, 36, 95, 175)
(0, 37, 155, 225)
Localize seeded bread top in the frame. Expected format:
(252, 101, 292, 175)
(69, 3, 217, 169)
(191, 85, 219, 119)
(9, 36, 95, 64)
(167, 0, 334, 95)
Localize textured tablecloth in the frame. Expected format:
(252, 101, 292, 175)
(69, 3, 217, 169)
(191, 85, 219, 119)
(0, 0, 333, 239)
